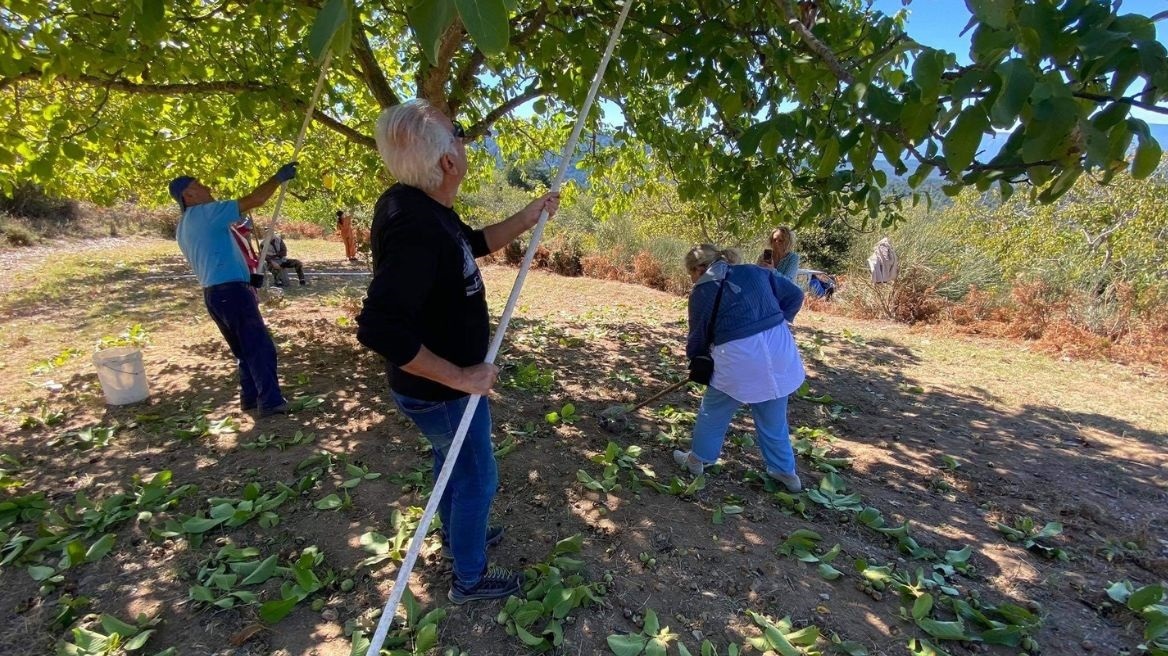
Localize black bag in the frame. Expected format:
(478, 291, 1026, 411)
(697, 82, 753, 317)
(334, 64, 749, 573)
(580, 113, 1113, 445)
(688, 269, 728, 385)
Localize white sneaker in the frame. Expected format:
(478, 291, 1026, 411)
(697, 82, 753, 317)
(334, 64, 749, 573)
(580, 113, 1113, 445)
(767, 468, 802, 493)
(673, 450, 704, 476)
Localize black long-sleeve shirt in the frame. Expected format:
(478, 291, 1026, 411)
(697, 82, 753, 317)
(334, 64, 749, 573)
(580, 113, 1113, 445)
(356, 184, 490, 401)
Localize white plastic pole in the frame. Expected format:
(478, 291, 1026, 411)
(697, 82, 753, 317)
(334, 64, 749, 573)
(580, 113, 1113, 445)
(256, 50, 334, 281)
(365, 1, 636, 653)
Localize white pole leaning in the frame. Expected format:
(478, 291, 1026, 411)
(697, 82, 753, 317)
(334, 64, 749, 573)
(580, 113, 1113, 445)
(256, 50, 335, 282)
(365, 1, 636, 654)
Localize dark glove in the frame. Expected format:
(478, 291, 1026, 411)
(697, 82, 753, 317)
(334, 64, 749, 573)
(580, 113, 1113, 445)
(274, 161, 298, 183)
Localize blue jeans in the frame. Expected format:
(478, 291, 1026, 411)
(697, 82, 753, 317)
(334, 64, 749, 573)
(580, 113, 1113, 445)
(203, 282, 286, 411)
(691, 385, 796, 474)
(392, 392, 497, 587)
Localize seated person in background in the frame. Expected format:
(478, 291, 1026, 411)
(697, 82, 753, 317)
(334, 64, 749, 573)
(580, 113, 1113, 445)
(809, 272, 837, 300)
(758, 226, 800, 280)
(266, 233, 307, 287)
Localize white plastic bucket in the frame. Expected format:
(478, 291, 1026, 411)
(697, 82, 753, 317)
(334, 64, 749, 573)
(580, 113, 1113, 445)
(92, 347, 150, 405)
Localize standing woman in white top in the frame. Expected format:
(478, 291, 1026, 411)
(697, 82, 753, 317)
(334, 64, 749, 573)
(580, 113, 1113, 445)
(674, 244, 807, 492)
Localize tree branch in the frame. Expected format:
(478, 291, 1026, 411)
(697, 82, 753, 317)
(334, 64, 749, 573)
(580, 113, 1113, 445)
(352, 19, 400, 109)
(472, 86, 546, 137)
(418, 19, 467, 115)
(1, 70, 273, 95)
(1072, 90, 1168, 116)
(310, 109, 377, 149)
(3, 69, 377, 150)
(449, 5, 552, 117)
(772, 0, 855, 85)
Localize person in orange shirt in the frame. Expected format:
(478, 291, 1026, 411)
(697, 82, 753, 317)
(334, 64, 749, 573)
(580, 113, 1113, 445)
(337, 209, 358, 262)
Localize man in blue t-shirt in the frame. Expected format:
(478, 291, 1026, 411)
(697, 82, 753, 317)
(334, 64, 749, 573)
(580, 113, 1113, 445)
(169, 162, 297, 416)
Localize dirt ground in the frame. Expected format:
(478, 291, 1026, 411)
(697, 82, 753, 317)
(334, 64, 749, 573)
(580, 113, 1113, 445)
(1, 238, 1165, 656)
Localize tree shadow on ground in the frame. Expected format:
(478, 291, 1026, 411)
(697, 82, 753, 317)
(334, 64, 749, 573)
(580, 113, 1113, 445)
(3, 264, 1165, 655)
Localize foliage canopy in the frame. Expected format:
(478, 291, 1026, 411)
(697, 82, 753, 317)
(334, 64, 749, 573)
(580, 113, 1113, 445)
(2, 0, 1166, 229)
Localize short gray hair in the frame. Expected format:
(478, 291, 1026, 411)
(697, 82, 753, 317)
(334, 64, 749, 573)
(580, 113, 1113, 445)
(684, 244, 741, 273)
(374, 99, 457, 192)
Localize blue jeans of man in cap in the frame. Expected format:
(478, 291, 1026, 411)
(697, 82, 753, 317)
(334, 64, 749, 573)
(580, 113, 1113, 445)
(392, 392, 497, 587)
(203, 282, 286, 411)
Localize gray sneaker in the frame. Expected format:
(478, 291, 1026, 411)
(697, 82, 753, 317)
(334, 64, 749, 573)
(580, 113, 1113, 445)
(673, 450, 704, 476)
(767, 468, 802, 493)
(448, 565, 522, 605)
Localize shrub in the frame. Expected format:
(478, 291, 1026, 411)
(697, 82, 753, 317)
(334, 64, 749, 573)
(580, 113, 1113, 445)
(581, 254, 625, 281)
(1, 218, 37, 246)
(532, 244, 551, 269)
(503, 240, 524, 266)
(549, 244, 582, 277)
(632, 250, 667, 290)
(0, 183, 77, 223)
(155, 211, 180, 238)
(279, 220, 325, 239)
(1005, 278, 1063, 339)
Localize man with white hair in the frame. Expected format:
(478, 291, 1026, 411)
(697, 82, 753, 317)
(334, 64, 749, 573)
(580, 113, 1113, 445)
(356, 99, 559, 604)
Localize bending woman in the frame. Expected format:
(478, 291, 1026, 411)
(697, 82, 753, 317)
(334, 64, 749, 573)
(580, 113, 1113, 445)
(674, 244, 806, 492)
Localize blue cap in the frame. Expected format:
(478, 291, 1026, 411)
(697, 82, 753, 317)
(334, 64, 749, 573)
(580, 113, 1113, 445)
(168, 176, 196, 210)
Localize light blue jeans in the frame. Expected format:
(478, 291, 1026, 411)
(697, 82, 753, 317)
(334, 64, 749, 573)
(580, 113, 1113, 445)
(691, 385, 796, 475)
(392, 392, 497, 587)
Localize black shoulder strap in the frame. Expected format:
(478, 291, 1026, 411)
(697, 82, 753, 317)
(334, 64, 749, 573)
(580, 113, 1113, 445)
(704, 266, 729, 346)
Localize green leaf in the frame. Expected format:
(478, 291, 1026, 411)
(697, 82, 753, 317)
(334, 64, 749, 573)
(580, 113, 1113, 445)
(123, 628, 155, 651)
(181, 516, 224, 534)
(907, 638, 952, 656)
(739, 120, 775, 157)
(912, 593, 935, 620)
(65, 539, 87, 568)
(259, 597, 299, 624)
(991, 59, 1035, 128)
(189, 586, 216, 602)
(818, 563, 843, 581)
(1128, 584, 1164, 611)
(916, 618, 968, 641)
(315, 494, 343, 510)
(817, 138, 841, 177)
(1132, 133, 1162, 180)
(455, 0, 510, 57)
(606, 633, 647, 656)
(100, 613, 141, 638)
(965, 0, 1014, 30)
(553, 533, 584, 555)
(136, 0, 166, 42)
(912, 50, 945, 100)
(406, 0, 455, 60)
(515, 623, 546, 647)
(62, 141, 85, 161)
(642, 608, 660, 636)
(415, 622, 440, 651)
(241, 554, 279, 586)
(306, 0, 350, 62)
(944, 105, 989, 174)
(28, 564, 55, 581)
(86, 533, 116, 562)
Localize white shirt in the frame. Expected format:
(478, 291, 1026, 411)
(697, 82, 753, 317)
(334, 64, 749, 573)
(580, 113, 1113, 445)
(710, 321, 805, 404)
